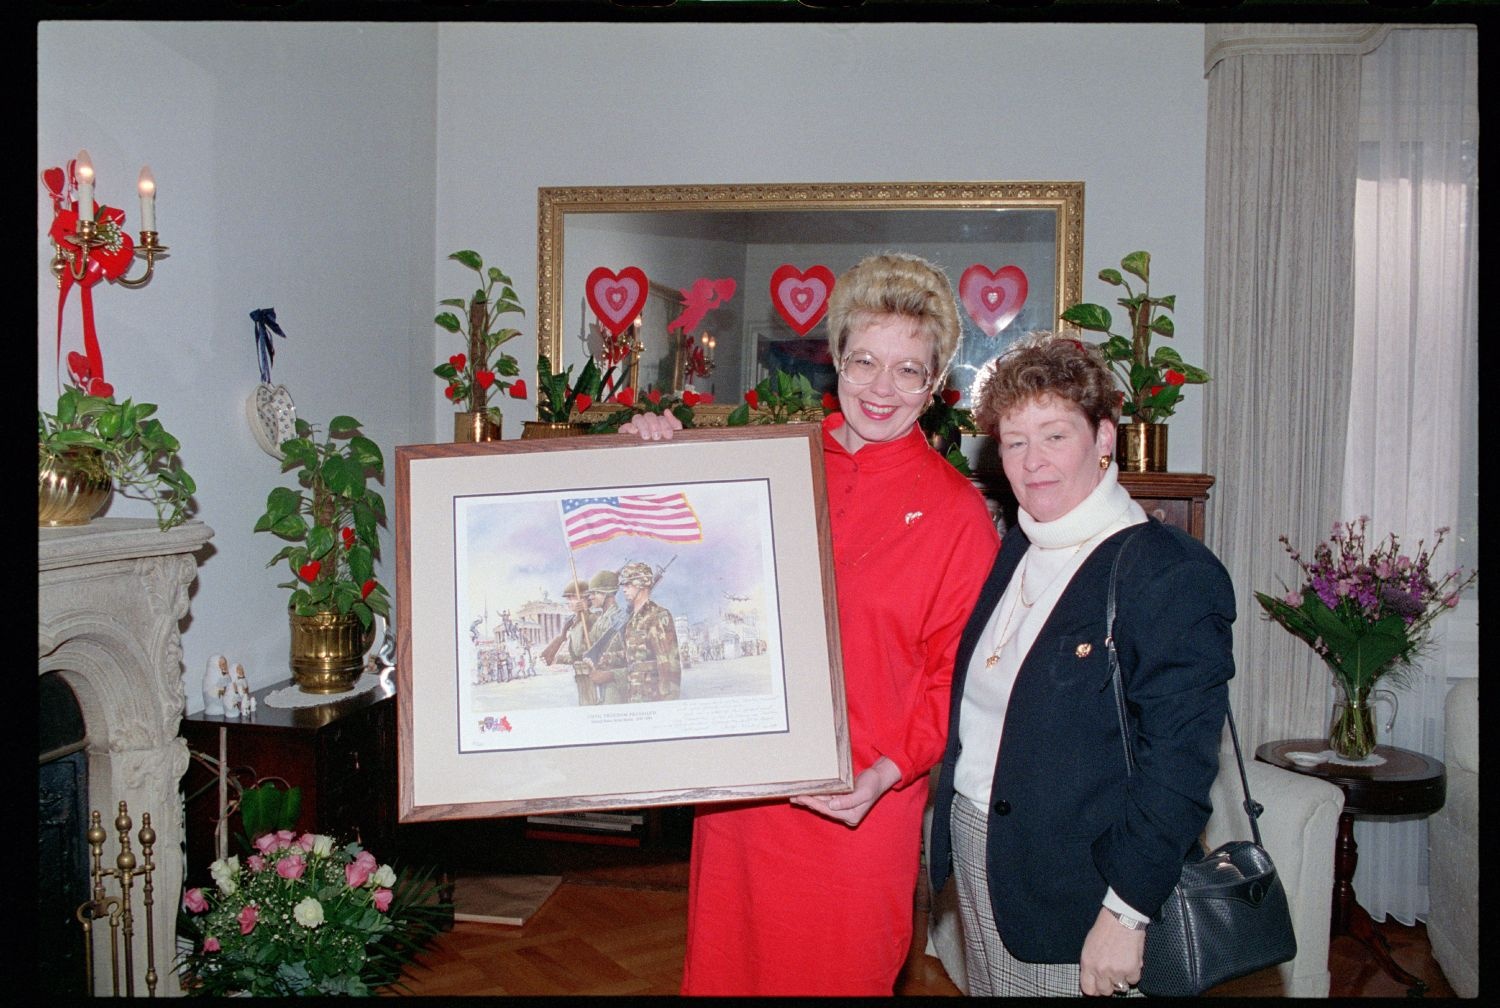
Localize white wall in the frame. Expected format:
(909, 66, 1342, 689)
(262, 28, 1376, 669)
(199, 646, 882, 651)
(39, 19, 1207, 709)
(38, 22, 439, 704)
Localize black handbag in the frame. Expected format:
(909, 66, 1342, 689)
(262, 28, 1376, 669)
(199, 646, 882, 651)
(1104, 533, 1297, 997)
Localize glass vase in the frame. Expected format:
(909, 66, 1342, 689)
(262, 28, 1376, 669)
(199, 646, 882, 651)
(1328, 678, 1398, 760)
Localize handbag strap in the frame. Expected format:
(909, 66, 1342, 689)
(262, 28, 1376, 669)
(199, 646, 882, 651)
(1105, 528, 1265, 848)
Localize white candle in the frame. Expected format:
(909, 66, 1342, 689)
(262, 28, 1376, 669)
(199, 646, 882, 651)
(137, 165, 156, 232)
(75, 148, 94, 222)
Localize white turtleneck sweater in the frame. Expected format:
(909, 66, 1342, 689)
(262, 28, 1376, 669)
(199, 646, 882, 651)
(954, 463, 1146, 808)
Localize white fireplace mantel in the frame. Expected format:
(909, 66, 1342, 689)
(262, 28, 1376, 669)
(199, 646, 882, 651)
(39, 517, 214, 997)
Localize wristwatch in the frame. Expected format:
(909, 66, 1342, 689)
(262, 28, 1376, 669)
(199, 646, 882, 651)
(1107, 907, 1148, 931)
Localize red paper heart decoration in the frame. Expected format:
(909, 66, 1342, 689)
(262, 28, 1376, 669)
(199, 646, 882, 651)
(769, 264, 836, 336)
(585, 266, 649, 337)
(958, 264, 1029, 338)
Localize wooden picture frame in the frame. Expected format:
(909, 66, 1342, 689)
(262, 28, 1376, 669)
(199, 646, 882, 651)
(393, 425, 850, 822)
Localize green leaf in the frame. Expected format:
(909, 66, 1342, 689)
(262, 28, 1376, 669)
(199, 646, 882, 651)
(433, 363, 458, 380)
(329, 415, 361, 436)
(726, 402, 751, 426)
(1059, 303, 1112, 332)
(1150, 316, 1175, 339)
(349, 435, 384, 473)
(449, 249, 482, 271)
(434, 312, 462, 333)
(1120, 250, 1151, 283)
(1097, 268, 1125, 287)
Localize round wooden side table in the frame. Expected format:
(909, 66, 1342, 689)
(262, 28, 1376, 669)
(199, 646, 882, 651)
(1256, 739, 1445, 997)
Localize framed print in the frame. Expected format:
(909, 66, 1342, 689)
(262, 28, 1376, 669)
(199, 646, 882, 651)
(394, 424, 850, 821)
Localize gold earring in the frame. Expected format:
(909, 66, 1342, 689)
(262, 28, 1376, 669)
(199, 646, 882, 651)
(1099, 454, 1111, 471)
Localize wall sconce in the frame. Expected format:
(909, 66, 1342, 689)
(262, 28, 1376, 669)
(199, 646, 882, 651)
(48, 148, 169, 289)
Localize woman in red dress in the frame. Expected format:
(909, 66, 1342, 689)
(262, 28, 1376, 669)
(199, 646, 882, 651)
(625, 253, 999, 995)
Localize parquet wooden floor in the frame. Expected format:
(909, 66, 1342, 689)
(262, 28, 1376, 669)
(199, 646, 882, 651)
(386, 816, 1456, 998)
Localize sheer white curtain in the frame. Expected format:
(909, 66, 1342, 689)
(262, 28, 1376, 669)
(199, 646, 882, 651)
(1342, 26, 1479, 925)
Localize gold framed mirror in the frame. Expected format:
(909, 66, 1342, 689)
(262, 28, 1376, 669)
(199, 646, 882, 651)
(538, 181, 1084, 425)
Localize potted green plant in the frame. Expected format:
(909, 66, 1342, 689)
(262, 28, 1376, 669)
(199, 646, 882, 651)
(523, 353, 614, 438)
(592, 383, 706, 433)
(918, 388, 978, 476)
(38, 383, 196, 530)
(432, 250, 525, 442)
(253, 415, 391, 693)
(1058, 250, 1208, 471)
(725, 370, 825, 426)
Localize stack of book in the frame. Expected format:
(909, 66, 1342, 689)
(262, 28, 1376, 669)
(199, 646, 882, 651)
(523, 810, 646, 846)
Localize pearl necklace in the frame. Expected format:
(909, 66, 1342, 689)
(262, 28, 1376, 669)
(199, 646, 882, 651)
(982, 542, 1085, 669)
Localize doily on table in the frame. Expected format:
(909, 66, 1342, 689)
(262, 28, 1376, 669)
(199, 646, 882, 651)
(264, 672, 384, 709)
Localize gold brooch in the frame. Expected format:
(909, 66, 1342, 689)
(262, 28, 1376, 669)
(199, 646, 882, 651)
(1075, 642, 1093, 658)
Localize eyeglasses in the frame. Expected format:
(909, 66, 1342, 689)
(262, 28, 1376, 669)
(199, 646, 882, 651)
(838, 351, 934, 395)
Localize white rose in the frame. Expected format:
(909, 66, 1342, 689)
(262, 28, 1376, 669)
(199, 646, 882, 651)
(309, 834, 335, 857)
(293, 896, 325, 928)
(371, 864, 397, 888)
(209, 855, 239, 895)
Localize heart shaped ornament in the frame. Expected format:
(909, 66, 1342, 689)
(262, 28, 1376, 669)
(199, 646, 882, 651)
(247, 382, 298, 458)
(585, 266, 650, 337)
(958, 264, 1029, 337)
(770, 264, 837, 336)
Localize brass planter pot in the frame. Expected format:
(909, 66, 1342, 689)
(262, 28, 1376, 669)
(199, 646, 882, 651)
(1117, 422, 1169, 473)
(39, 446, 112, 527)
(454, 411, 502, 443)
(521, 420, 592, 439)
(288, 609, 373, 694)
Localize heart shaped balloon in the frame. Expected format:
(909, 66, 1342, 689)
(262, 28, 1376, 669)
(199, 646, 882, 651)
(958, 264, 1029, 338)
(769, 264, 837, 336)
(585, 266, 650, 337)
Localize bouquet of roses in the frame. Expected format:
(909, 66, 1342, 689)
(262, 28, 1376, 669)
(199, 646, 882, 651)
(1254, 516, 1477, 694)
(591, 384, 708, 433)
(176, 830, 441, 997)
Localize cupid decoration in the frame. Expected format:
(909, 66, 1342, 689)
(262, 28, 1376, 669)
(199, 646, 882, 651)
(958, 264, 1029, 338)
(769, 264, 836, 336)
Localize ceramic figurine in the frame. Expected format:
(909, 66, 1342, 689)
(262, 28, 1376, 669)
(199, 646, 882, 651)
(202, 654, 230, 716)
(230, 662, 255, 717)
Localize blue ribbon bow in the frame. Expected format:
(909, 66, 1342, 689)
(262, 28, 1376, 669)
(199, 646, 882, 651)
(249, 308, 288, 384)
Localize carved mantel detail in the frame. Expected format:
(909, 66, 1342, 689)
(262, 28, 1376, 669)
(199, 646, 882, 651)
(39, 517, 214, 997)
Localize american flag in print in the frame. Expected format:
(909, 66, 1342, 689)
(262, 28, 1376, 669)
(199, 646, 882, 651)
(560, 493, 703, 550)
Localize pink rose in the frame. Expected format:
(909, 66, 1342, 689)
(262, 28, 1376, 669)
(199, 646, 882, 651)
(182, 887, 208, 913)
(298, 833, 317, 852)
(1282, 591, 1301, 606)
(246, 854, 267, 873)
(253, 833, 278, 855)
(203, 936, 220, 953)
(238, 904, 258, 935)
(345, 850, 377, 889)
(276, 854, 306, 880)
(275, 829, 297, 849)
(373, 888, 393, 912)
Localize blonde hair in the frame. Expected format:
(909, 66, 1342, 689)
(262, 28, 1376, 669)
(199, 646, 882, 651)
(972, 331, 1120, 435)
(824, 252, 962, 381)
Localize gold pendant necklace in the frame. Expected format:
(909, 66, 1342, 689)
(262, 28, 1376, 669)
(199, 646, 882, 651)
(984, 542, 1086, 668)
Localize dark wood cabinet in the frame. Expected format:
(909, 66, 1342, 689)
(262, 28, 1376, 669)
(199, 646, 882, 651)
(179, 679, 397, 886)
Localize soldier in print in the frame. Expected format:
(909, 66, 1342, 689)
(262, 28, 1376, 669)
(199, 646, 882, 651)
(618, 561, 683, 702)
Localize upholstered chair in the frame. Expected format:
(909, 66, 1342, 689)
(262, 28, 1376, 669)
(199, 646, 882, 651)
(1427, 678, 1477, 998)
(922, 736, 1344, 997)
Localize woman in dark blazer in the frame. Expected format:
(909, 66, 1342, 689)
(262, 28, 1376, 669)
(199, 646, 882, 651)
(927, 333, 1235, 996)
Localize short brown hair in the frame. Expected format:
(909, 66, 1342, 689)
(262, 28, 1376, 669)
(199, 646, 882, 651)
(824, 252, 962, 381)
(972, 331, 1120, 436)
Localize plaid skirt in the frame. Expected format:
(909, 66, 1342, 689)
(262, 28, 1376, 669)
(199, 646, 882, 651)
(948, 795, 1141, 997)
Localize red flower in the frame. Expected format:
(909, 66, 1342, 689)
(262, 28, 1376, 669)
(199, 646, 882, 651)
(821, 392, 840, 413)
(745, 389, 759, 409)
(298, 560, 321, 583)
(474, 370, 496, 390)
(238, 904, 258, 935)
(574, 393, 593, 412)
(1149, 384, 1164, 397)
(942, 389, 961, 406)
(681, 390, 702, 407)
(448, 353, 467, 371)
(341, 527, 355, 550)
(361, 578, 377, 600)
(1165, 369, 1186, 386)
(615, 387, 636, 408)
(698, 392, 714, 404)
(647, 388, 662, 406)
(444, 384, 460, 400)
(509, 379, 528, 399)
